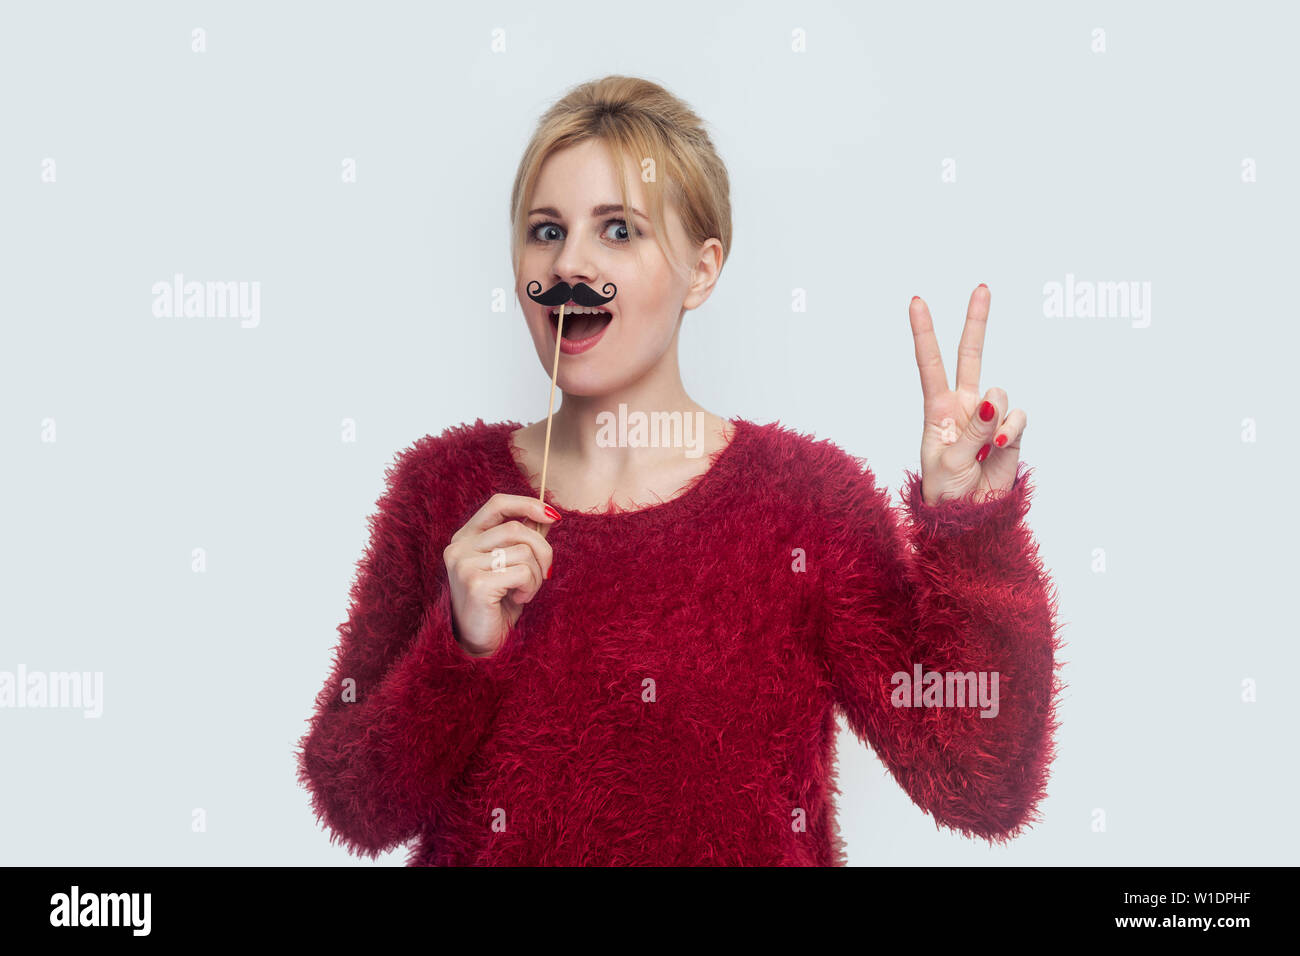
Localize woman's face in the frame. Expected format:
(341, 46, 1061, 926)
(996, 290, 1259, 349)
(515, 138, 705, 397)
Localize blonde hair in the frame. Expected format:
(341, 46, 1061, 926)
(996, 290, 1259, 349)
(509, 75, 732, 284)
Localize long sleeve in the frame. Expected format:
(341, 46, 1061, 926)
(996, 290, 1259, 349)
(813, 451, 1064, 843)
(295, 437, 524, 859)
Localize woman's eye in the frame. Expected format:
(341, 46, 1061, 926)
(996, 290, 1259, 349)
(528, 219, 638, 244)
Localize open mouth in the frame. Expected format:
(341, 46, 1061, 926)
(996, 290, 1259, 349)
(548, 305, 613, 343)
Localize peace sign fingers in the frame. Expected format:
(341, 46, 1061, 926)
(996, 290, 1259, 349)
(955, 284, 990, 396)
(909, 295, 950, 409)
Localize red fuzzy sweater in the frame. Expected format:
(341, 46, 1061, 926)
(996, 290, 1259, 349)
(296, 417, 1063, 866)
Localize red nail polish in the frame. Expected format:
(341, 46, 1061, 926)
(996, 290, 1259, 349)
(995, 433, 1007, 447)
(546, 561, 553, 580)
(543, 504, 561, 521)
(979, 401, 995, 422)
(976, 443, 991, 463)
(978, 283, 987, 289)
(911, 295, 920, 302)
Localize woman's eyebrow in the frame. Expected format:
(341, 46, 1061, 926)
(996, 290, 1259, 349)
(528, 204, 649, 222)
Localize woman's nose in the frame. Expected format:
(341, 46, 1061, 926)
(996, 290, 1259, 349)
(552, 244, 597, 284)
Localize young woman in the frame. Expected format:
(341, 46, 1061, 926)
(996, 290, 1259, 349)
(296, 75, 1062, 866)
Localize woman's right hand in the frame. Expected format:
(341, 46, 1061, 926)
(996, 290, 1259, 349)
(442, 494, 559, 657)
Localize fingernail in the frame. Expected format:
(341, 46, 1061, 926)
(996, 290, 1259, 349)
(546, 560, 553, 580)
(995, 433, 1007, 447)
(543, 504, 562, 521)
(911, 295, 920, 302)
(978, 283, 987, 289)
(979, 401, 996, 422)
(976, 443, 991, 463)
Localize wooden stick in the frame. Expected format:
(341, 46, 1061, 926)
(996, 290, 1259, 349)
(532, 304, 564, 537)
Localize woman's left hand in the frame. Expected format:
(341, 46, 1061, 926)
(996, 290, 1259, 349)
(909, 285, 1026, 506)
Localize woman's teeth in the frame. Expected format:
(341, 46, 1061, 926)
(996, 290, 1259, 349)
(549, 306, 607, 316)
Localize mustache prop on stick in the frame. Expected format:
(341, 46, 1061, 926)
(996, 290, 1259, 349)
(523, 279, 617, 536)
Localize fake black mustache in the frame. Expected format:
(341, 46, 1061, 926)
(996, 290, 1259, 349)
(526, 280, 617, 308)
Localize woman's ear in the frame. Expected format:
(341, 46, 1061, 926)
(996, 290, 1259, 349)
(683, 238, 724, 311)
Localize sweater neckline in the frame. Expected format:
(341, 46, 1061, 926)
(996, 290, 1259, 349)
(495, 415, 752, 522)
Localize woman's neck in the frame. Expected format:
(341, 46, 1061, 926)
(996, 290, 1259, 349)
(511, 394, 731, 513)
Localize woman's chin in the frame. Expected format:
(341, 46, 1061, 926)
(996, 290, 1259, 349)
(546, 365, 638, 399)
(547, 375, 611, 397)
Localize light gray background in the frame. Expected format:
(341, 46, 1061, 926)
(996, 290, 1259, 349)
(2, 0, 1296, 866)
